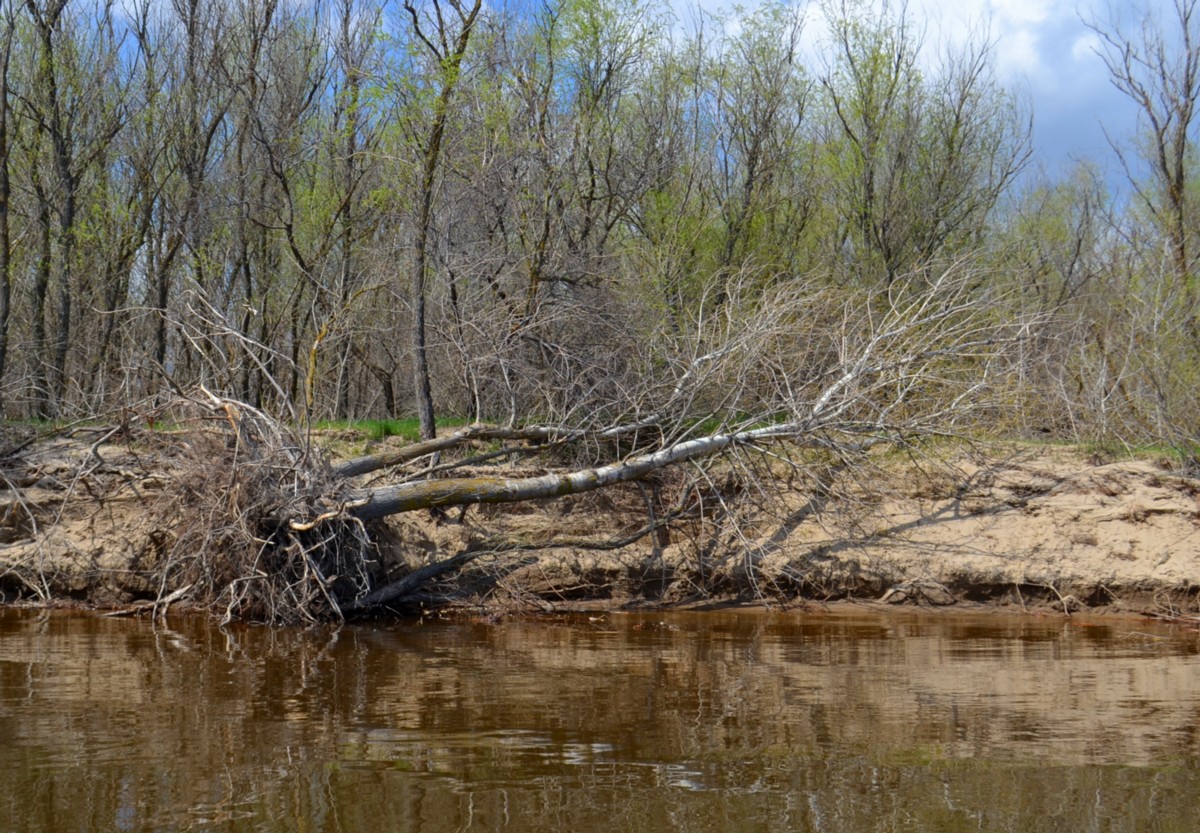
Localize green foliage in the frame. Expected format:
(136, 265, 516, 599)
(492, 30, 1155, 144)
(314, 416, 472, 442)
(816, 0, 1029, 282)
(0, 0, 1182, 456)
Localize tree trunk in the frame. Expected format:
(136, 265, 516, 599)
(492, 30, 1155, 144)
(0, 15, 11, 405)
(405, 0, 482, 441)
(347, 420, 821, 521)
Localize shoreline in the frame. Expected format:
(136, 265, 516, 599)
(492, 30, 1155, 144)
(1, 434, 1198, 624)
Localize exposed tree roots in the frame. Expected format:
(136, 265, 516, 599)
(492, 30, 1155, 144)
(144, 391, 377, 625)
(0, 389, 740, 624)
(6, 386, 1200, 626)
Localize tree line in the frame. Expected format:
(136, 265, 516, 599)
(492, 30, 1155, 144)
(0, 0, 1193, 454)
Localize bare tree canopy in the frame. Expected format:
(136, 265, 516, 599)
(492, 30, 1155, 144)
(0, 262, 1030, 623)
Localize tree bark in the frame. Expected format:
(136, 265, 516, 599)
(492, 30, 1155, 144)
(405, 0, 482, 441)
(347, 420, 821, 521)
(0, 12, 12, 402)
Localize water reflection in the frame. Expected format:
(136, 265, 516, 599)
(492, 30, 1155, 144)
(1, 608, 1198, 832)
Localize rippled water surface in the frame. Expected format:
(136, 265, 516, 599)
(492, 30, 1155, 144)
(2, 606, 1199, 831)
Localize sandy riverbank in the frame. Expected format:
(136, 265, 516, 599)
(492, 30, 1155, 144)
(0, 431, 1196, 620)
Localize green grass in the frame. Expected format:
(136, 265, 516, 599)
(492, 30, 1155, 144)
(312, 416, 472, 442)
(1076, 440, 1200, 468)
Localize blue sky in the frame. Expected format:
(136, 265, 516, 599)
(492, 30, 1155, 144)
(906, 0, 1140, 179)
(694, 0, 1147, 188)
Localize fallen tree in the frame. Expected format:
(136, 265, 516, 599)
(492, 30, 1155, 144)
(0, 266, 1031, 623)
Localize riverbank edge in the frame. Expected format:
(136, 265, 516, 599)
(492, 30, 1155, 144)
(1, 435, 1197, 623)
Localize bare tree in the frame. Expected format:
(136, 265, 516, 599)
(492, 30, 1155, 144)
(315, 263, 1023, 616)
(135, 0, 234, 396)
(0, 1, 15, 404)
(1, 258, 1025, 623)
(30, 0, 127, 411)
(1089, 0, 1200, 304)
(1085, 0, 1200, 447)
(402, 0, 483, 440)
(11, 0, 132, 415)
(819, 0, 1029, 282)
(711, 3, 812, 284)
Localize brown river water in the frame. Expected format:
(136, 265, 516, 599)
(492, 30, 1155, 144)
(1, 606, 1198, 832)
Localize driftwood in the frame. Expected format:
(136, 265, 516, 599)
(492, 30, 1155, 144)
(145, 389, 876, 622)
(0, 392, 835, 623)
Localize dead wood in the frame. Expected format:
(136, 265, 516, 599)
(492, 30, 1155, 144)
(0, 389, 742, 623)
(0, 269, 1043, 622)
(142, 389, 375, 625)
(343, 425, 834, 521)
(331, 419, 664, 479)
(342, 547, 484, 611)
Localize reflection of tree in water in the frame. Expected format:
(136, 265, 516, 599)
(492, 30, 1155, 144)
(1, 611, 1198, 831)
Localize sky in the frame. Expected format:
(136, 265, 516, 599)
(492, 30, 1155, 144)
(908, 0, 1141, 182)
(694, 0, 1151, 191)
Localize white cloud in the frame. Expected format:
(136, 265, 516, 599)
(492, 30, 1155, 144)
(1071, 31, 1103, 64)
(995, 27, 1042, 78)
(986, 0, 1050, 27)
(677, 0, 1132, 170)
